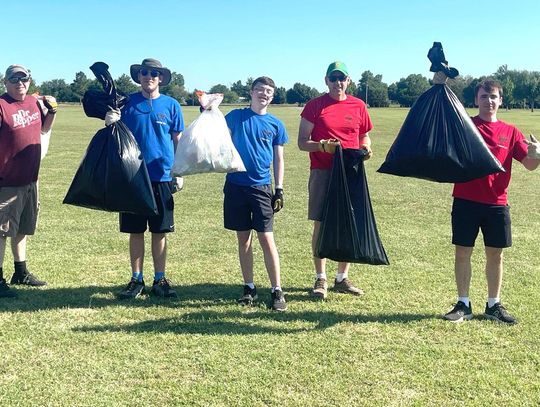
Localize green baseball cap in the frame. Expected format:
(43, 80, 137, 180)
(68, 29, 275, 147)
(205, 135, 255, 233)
(326, 61, 349, 77)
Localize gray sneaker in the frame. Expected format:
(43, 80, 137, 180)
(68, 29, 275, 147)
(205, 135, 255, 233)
(444, 301, 473, 323)
(270, 289, 287, 312)
(311, 278, 328, 299)
(237, 285, 258, 306)
(118, 278, 145, 299)
(333, 278, 364, 296)
(484, 302, 517, 324)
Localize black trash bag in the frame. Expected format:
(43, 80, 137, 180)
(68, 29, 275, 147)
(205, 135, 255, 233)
(378, 43, 504, 183)
(63, 62, 158, 215)
(427, 41, 459, 78)
(82, 62, 129, 119)
(316, 147, 389, 265)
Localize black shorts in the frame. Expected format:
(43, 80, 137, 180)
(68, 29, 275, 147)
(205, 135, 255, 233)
(223, 181, 273, 232)
(119, 181, 175, 234)
(451, 198, 511, 248)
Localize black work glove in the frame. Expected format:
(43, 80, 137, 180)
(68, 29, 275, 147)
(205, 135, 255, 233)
(272, 188, 284, 213)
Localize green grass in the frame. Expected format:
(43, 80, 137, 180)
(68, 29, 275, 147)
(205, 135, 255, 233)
(1, 105, 540, 406)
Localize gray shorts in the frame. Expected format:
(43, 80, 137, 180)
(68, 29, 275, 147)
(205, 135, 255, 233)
(308, 169, 331, 221)
(0, 182, 39, 237)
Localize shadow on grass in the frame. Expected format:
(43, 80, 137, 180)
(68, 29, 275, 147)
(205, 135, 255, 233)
(0, 283, 243, 312)
(73, 309, 433, 336)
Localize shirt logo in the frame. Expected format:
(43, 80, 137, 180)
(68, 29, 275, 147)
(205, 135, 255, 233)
(11, 109, 40, 128)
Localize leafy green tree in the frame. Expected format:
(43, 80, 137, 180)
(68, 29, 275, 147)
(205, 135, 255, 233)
(40, 79, 78, 102)
(494, 65, 515, 109)
(286, 83, 319, 105)
(161, 72, 189, 104)
(231, 80, 250, 100)
(271, 86, 287, 104)
(355, 71, 389, 107)
(394, 74, 430, 107)
(388, 83, 398, 103)
(0, 74, 5, 94)
(513, 70, 540, 111)
(115, 74, 138, 95)
(209, 84, 239, 103)
(70, 71, 91, 101)
(346, 80, 357, 95)
(446, 75, 473, 105)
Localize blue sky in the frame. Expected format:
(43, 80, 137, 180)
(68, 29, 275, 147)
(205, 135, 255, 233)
(4, 0, 540, 92)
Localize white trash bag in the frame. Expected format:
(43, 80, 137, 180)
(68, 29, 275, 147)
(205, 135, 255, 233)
(173, 92, 246, 176)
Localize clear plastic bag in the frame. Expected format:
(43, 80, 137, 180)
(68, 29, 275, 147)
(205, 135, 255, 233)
(172, 92, 246, 176)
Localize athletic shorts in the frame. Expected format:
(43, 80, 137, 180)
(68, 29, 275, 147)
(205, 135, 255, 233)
(308, 169, 331, 221)
(223, 181, 273, 232)
(119, 181, 175, 234)
(0, 182, 39, 237)
(451, 198, 511, 248)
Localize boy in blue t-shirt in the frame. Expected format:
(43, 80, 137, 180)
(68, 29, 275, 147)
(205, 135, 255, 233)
(110, 58, 184, 300)
(223, 76, 288, 311)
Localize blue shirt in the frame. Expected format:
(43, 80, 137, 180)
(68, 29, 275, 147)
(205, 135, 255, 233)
(225, 108, 288, 186)
(122, 93, 184, 181)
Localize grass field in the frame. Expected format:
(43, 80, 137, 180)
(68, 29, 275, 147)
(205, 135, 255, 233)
(1, 105, 540, 406)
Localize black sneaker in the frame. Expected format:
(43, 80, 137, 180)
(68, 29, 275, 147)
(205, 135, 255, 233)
(0, 278, 17, 298)
(237, 285, 258, 306)
(270, 289, 287, 312)
(118, 278, 145, 299)
(443, 301, 473, 322)
(151, 277, 178, 298)
(484, 302, 517, 324)
(10, 271, 47, 286)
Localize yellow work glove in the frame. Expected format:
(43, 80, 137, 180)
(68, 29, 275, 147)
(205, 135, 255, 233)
(319, 139, 340, 154)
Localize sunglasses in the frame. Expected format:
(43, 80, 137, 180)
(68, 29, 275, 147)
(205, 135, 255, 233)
(328, 75, 347, 83)
(8, 76, 31, 84)
(140, 69, 160, 78)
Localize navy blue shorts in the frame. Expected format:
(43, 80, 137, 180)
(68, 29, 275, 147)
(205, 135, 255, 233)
(451, 198, 511, 248)
(223, 181, 273, 232)
(119, 181, 175, 234)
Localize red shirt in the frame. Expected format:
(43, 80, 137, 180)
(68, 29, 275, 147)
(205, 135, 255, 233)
(452, 116, 528, 205)
(301, 94, 373, 170)
(0, 94, 43, 186)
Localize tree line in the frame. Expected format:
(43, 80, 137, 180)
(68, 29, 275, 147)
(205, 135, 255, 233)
(1, 65, 539, 110)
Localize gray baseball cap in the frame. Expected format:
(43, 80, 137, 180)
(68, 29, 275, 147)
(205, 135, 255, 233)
(5, 64, 31, 79)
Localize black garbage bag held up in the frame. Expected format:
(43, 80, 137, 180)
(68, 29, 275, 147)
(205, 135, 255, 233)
(316, 146, 389, 265)
(378, 42, 504, 183)
(63, 62, 158, 215)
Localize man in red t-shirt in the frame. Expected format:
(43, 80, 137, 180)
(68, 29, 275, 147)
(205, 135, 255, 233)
(0, 64, 57, 298)
(444, 79, 540, 324)
(298, 61, 373, 299)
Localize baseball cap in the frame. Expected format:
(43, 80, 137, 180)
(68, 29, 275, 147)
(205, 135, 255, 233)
(326, 61, 349, 77)
(5, 64, 31, 79)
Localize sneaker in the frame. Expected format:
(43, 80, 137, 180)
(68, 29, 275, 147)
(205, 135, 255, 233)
(237, 285, 258, 306)
(270, 289, 287, 312)
(0, 278, 17, 298)
(118, 278, 145, 299)
(333, 278, 364, 296)
(10, 271, 47, 286)
(444, 301, 473, 322)
(311, 278, 328, 299)
(484, 302, 517, 324)
(151, 277, 178, 298)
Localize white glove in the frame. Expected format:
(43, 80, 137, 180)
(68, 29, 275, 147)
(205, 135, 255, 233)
(171, 177, 184, 193)
(526, 134, 540, 159)
(104, 108, 121, 126)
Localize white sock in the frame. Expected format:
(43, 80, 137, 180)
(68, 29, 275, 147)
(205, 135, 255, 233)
(272, 286, 281, 293)
(336, 272, 348, 283)
(316, 273, 327, 281)
(245, 282, 255, 289)
(487, 297, 500, 308)
(458, 297, 470, 307)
